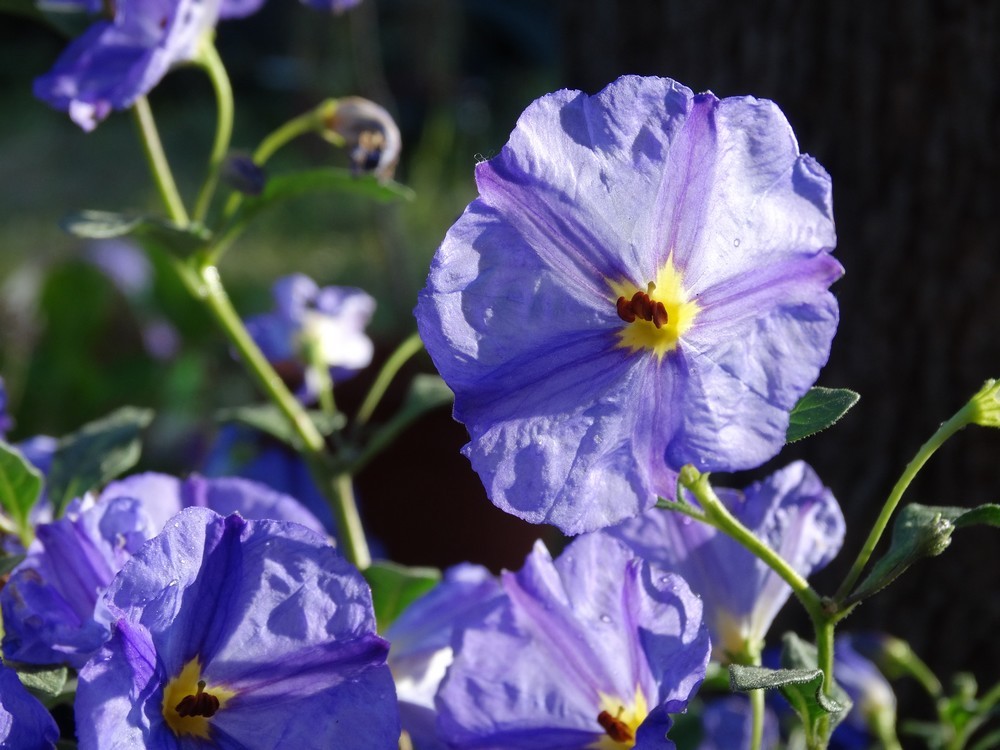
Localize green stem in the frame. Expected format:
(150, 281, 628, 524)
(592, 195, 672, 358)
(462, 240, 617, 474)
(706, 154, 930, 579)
(192, 39, 234, 224)
(834, 405, 973, 602)
(132, 97, 189, 225)
(813, 615, 837, 748)
(205, 99, 340, 263)
(327, 470, 371, 570)
(677, 470, 825, 621)
(196, 265, 326, 453)
(749, 686, 765, 750)
(130, 91, 371, 570)
(355, 331, 423, 426)
(194, 266, 371, 569)
(220, 99, 338, 222)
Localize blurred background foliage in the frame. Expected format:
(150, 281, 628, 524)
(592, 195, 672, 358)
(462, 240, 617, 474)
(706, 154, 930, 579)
(1, 0, 999, 722)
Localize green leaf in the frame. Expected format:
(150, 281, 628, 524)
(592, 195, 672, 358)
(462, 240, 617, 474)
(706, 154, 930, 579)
(46, 407, 155, 515)
(775, 633, 852, 738)
(363, 560, 441, 632)
(847, 503, 1000, 605)
(0, 442, 43, 541)
(786, 387, 860, 443)
(215, 404, 346, 450)
(11, 663, 69, 699)
(349, 375, 454, 473)
(61, 210, 210, 259)
(226, 167, 414, 235)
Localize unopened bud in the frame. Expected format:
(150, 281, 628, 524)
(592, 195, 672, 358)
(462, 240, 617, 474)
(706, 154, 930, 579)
(324, 97, 401, 180)
(222, 153, 267, 196)
(966, 378, 1000, 428)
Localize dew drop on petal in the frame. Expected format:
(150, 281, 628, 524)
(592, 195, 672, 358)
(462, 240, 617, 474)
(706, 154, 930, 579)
(599, 614, 612, 624)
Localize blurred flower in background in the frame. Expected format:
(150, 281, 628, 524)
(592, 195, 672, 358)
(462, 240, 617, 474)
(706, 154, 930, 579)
(245, 273, 375, 404)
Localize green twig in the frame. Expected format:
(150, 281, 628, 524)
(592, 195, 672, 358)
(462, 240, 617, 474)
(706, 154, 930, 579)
(132, 97, 189, 225)
(834, 405, 974, 602)
(676, 470, 825, 620)
(192, 39, 234, 224)
(355, 332, 423, 426)
(196, 265, 326, 453)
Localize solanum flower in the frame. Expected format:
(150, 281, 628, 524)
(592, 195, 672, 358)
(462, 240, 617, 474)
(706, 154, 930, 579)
(1, 472, 325, 667)
(34, 0, 229, 131)
(245, 274, 375, 403)
(33, 0, 365, 130)
(436, 532, 710, 749)
(416, 75, 841, 534)
(385, 563, 500, 750)
(611, 461, 844, 661)
(0, 662, 60, 749)
(75, 507, 399, 748)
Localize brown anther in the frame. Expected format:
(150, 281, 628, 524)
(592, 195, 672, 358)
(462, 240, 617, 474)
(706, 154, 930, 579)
(616, 296, 636, 323)
(651, 301, 669, 329)
(630, 291, 652, 320)
(175, 680, 220, 719)
(597, 709, 634, 743)
(616, 284, 669, 328)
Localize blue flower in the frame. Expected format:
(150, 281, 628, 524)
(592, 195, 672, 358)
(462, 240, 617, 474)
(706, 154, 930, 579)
(1, 472, 325, 667)
(385, 563, 501, 750)
(436, 532, 710, 749)
(75, 507, 399, 748)
(611, 461, 844, 660)
(0, 662, 59, 749)
(245, 274, 376, 403)
(34, 0, 229, 131)
(416, 75, 841, 534)
(33, 0, 367, 130)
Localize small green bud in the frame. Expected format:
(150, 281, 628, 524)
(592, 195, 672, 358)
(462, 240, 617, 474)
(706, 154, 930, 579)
(678, 464, 703, 489)
(966, 378, 1000, 428)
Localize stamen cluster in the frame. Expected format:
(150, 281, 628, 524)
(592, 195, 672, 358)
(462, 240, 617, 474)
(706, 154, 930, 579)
(616, 283, 668, 328)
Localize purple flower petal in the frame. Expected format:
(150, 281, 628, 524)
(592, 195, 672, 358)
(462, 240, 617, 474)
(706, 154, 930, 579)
(245, 274, 375, 402)
(0, 662, 60, 749)
(2, 472, 326, 667)
(416, 75, 841, 534)
(34, 0, 225, 131)
(437, 533, 710, 749)
(77, 508, 399, 749)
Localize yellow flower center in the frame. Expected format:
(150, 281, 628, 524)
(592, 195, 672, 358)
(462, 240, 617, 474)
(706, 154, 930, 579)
(589, 686, 649, 749)
(608, 255, 699, 361)
(161, 658, 237, 739)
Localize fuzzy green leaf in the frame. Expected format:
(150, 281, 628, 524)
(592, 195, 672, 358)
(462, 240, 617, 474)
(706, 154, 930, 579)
(61, 210, 210, 258)
(786, 387, 860, 443)
(847, 503, 1000, 605)
(46, 407, 154, 515)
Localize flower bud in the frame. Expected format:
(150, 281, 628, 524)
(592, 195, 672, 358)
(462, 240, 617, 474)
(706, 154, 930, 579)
(966, 378, 1000, 428)
(324, 97, 401, 180)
